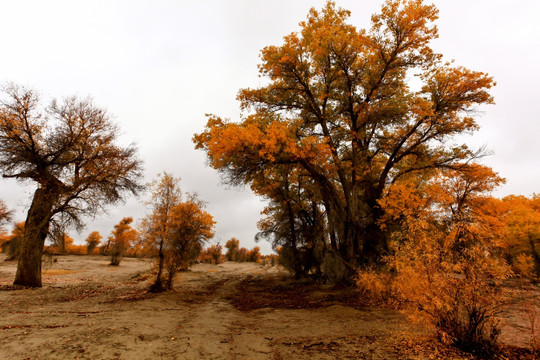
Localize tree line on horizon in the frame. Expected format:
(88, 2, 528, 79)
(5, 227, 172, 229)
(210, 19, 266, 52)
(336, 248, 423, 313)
(0, 201, 268, 267)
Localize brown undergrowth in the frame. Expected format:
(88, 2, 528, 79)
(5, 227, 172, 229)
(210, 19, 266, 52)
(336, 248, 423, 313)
(229, 273, 538, 359)
(229, 274, 365, 311)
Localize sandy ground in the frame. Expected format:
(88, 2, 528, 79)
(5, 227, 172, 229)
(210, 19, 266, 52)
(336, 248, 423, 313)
(0, 255, 537, 360)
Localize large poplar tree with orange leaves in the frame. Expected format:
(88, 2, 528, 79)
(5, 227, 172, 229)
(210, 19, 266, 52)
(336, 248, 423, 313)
(194, 0, 495, 272)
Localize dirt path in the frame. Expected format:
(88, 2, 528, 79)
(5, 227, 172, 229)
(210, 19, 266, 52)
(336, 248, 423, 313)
(0, 255, 535, 359)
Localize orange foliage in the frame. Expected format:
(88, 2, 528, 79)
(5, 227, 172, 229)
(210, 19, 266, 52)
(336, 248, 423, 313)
(0, 200, 11, 229)
(85, 231, 102, 255)
(502, 194, 540, 280)
(108, 217, 138, 266)
(246, 246, 262, 264)
(48, 233, 74, 255)
(0, 222, 24, 259)
(194, 0, 496, 275)
(199, 244, 223, 264)
(371, 165, 511, 355)
(225, 238, 240, 261)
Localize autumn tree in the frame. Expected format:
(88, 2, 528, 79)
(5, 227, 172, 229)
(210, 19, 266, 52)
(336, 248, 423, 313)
(0, 200, 12, 256)
(140, 172, 182, 292)
(109, 217, 138, 266)
(194, 0, 494, 276)
(0, 84, 143, 286)
(49, 223, 74, 254)
(255, 166, 325, 278)
(366, 165, 511, 354)
(85, 231, 102, 255)
(246, 246, 261, 263)
(224, 237, 240, 261)
(211, 244, 223, 264)
(164, 194, 215, 288)
(503, 194, 540, 280)
(237, 247, 248, 262)
(0, 200, 11, 228)
(1, 222, 25, 260)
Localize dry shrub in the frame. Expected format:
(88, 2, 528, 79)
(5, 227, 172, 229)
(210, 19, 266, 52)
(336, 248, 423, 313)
(528, 307, 540, 356)
(356, 268, 394, 305)
(372, 166, 513, 356)
(387, 218, 510, 356)
(514, 254, 536, 281)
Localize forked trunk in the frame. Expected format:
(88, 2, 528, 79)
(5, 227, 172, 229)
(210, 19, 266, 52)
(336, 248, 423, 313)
(14, 188, 57, 287)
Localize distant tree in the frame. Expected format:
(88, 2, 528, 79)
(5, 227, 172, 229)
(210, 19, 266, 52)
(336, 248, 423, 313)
(140, 172, 182, 292)
(224, 238, 240, 261)
(0, 231, 10, 253)
(85, 231, 102, 255)
(210, 244, 223, 264)
(246, 246, 261, 263)
(0, 199, 13, 256)
(0, 200, 11, 228)
(1, 222, 25, 260)
(164, 195, 215, 288)
(237, 247, 248, 262)
(109, 217, 138, 266)
(0, 84, 143, 287)
(502, 194, 540, 280)
(49, 223, 73, 254)
(198, 244, 223, 264)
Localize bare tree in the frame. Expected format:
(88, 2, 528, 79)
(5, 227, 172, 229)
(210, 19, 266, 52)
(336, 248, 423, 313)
(0, 84, 143, 287)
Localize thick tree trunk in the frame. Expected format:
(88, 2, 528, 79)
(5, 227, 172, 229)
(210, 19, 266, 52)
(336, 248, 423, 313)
(14, 188, 57, 287)
(361, 221, 388, 265)
(358, 192, 388, 266)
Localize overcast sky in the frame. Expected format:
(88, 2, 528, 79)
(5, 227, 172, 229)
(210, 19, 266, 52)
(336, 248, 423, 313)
(1, 0, 538, 254)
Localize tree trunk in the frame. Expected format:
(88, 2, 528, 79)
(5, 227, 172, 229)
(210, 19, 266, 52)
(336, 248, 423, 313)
(361, 221, 387, 265)
(360, 201, 388, 266)
(166, 267, 176, 289)
(530, 236, 540, 281)
(150, 238, 165, 292)
(14, 188, 57, 287)
(286, 200, 302, 279)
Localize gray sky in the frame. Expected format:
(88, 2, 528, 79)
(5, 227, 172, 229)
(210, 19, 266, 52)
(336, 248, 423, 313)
(1, 0, 538, 254)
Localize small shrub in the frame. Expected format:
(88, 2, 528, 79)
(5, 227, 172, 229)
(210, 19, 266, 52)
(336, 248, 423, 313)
(514, 254, 536, 281)
(356, 269, 394, 305)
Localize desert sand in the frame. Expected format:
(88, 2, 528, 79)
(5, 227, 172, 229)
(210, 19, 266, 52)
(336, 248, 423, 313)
(0, 255, 536, 359)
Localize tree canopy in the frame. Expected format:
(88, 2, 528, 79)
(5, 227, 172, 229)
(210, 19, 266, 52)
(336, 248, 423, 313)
(194, 0, 495, 276)
(0, 83, 143, 286)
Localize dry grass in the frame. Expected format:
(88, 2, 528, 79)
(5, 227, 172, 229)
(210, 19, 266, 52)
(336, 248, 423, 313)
(42, 269, 80, 276)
